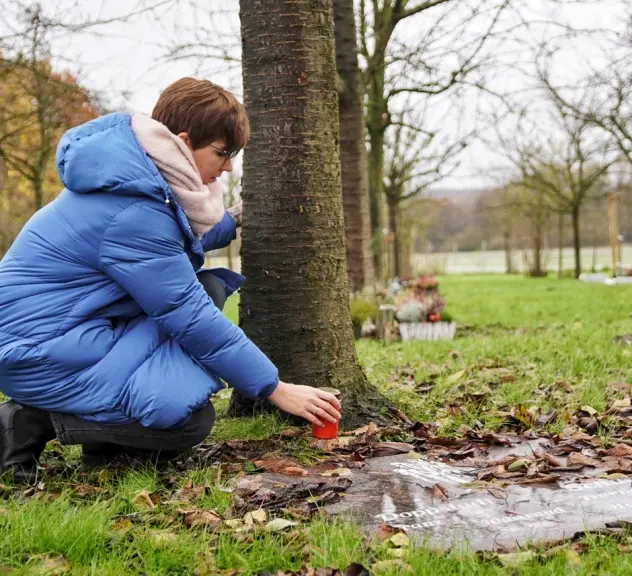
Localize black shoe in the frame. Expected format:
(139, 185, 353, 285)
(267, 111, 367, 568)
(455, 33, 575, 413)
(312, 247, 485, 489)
(81, 442, 125, 468)
(0, 401, 56, 483)
(82, 443, 181, 469)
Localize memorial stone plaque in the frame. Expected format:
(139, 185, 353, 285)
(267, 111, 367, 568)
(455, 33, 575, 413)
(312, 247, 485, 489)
(326, 441, 632, 551)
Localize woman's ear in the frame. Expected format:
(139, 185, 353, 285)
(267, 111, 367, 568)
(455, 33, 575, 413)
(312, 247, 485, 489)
(177, 132, 194, 151)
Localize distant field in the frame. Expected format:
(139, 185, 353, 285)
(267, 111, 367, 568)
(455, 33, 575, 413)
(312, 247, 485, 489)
(207, 245, 632, 275)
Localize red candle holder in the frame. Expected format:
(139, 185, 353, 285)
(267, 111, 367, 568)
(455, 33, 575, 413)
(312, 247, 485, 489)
(311, 387, 341, 439)
(312, 419, 339, 439)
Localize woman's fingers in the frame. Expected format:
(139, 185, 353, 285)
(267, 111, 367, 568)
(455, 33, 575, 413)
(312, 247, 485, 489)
(316, 390, 341, 410)
(313, 398, 340, 423)
(301, 408, 325, 428)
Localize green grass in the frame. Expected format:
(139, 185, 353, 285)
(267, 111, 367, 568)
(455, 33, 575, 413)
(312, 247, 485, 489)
(3, 275, 632, 574)
(359, 276, 632, 436)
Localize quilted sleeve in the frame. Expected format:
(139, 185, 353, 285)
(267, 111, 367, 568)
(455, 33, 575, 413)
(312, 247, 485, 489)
(201, 210, 237, 251)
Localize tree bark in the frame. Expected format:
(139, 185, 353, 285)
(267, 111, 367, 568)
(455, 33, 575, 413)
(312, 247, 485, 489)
(366, 68, 387, 284)
(32, 175, 44, 212)
(529, 191, 547, 277)
(230, 0, 387, 428)
(503, 230, 512, 274)
(571, 205, 582, 278)
(532, 228, 543, 277)
(388, 197, 400, 278)
(333, 0, 373, 292)
(557, 211, 564, 278)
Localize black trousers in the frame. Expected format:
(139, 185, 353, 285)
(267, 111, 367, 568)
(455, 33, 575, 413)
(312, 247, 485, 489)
(49, 271, 225, 454)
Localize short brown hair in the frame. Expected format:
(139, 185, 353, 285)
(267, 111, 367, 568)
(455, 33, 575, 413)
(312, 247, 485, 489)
(151, 77, 250, 153)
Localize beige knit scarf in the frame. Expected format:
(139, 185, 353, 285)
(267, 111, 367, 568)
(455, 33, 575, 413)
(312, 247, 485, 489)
(131, 114, 225, 237)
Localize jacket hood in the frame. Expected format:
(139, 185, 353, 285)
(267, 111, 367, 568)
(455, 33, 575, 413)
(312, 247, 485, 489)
(56, 112, 168, 201)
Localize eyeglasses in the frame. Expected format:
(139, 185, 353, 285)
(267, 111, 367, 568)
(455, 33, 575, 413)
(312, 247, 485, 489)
(209, 143, 238, 163)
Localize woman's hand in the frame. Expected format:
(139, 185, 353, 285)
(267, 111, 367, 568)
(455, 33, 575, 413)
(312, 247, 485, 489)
(228, 200, 243, 227)
(268, 381, 341, 427)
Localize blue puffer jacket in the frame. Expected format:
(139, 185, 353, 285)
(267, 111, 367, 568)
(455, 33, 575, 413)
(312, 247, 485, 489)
(0, 113, 279, 428)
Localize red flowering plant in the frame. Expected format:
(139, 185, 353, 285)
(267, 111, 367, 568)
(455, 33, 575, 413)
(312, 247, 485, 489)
(394, 275, 449, 323)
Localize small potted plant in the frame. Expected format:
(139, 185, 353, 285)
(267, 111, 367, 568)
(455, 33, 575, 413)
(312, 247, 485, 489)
(350, 296, 378, 340)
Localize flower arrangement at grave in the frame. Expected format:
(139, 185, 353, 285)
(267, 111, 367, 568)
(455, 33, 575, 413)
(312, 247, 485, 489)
(392, 275, 456, 341)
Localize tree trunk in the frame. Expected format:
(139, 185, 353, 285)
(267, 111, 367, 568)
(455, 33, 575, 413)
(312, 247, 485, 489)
(557, 211, 564, 278)
(32, 175, 44, 212)
(333, 0, 373, 292)
(529, 191, 546, 277)
(366, 68, 386, 284)
(231, 0, 387, 428)
(571, 205, 582, 278)
(532, 227, 543, 277)
(388, 197, 400, 278)
(503, 230, 512, 274)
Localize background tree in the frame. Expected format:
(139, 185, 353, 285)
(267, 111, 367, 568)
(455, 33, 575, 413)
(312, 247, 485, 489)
(0, 7, 99, 255)
(333, 0, 373, 291)
(491, 95, 614, 278)
(537, 2, 632, 166)
(358, 0, 511, 281)
(228, 0, 386, 427)
(383, 106, 465, 276)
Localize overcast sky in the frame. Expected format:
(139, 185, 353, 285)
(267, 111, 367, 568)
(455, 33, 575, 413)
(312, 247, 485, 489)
(2, 0, 627, 190)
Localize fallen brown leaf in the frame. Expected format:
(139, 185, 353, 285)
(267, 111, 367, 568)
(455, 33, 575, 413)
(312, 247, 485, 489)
(514, 474, 560, 485)
(427, 436, 469, 447)
(612, 398, 631, 409)
(603, 457, 632, 472)
(132, 489, 158, 510)
(534, 451, 564, 467)
(320, 468, 352, 477)
(605, 444, 632, 458)
(537, 409, 559, 426)
(254, 458, 309, 476)
(410, 422, 432, 438)
(344, 563, 371, 576)
(576, 417, 599, 433)
(387, 406, 414, 425)
(376, 522, 407, 540)
(567, 452, 601, 467)
(179, 508, 222, 529)
(73, 484, 108, 498)
(426, 482, 449, 500)
(346, 422, 380, 437)
(463, 428, 512, 446)
(371, 442, 416, 457)
(174, 480, 210, 502)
